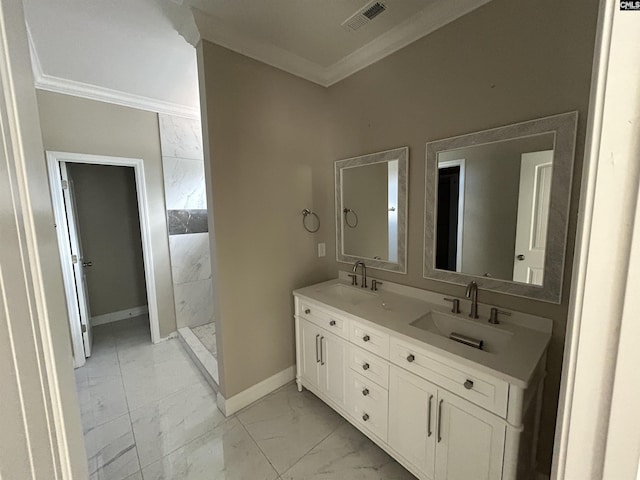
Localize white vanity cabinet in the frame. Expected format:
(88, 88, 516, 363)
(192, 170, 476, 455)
(294, 291, 546, 480)
(297, 314, 348, 408)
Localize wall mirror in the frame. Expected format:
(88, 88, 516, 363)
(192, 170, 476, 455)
(336, 147, 408, 273)
(424, 112, 578, 303)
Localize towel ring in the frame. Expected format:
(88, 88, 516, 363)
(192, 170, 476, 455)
(301, 209, 320, 233)
(343, 208, 358, 228)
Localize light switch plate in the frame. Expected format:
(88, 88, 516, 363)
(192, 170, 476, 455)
(318, 242, 326, 257)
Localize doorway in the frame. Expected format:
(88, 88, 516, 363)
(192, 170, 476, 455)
(47, 151, 161, 367)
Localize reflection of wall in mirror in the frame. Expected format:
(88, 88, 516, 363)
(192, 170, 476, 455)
(342, 162, 389, 260)
(437, 134, 554, 281)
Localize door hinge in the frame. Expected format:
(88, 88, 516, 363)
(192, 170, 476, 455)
(81, 324, 87, 333)
(62, 180, 68, 190)
(72, 254, 78, 264)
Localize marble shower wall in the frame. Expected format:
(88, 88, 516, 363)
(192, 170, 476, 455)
(159, 114, 214, 329)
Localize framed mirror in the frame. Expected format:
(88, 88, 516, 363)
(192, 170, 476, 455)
(335, 147, 408, 273)
(424, 112, 578, 303)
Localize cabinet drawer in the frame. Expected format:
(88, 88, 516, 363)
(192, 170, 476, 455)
(349, 345, 389, 389)
(390, 338, 509, 417)
(350, 320, 389, 359)
(298, 300, 349, 339)
(346, 370, 389, 442)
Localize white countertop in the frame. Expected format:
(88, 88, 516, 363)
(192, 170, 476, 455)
(294, 278, 551, 388)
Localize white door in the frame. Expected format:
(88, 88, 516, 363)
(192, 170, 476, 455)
(299, 319, 321, 389)
(319, 330, 347, 407)
(388, 366, 437, 477)
(513, 150, 554, 285)
(59, 162, 93, 357)
(434, 389, 505, 480)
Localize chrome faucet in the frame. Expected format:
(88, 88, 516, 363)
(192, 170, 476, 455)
(353, 261, 368, 289)
(465, 281, 479, 319)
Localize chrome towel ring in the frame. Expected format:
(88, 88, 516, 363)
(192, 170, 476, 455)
(301, 209, 320, 233)
(343, 208, 358, 228)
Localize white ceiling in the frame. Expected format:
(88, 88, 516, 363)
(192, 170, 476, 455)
(23, 0, 490, 118)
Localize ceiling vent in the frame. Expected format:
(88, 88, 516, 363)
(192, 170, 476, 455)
(342, 1, 387, 32)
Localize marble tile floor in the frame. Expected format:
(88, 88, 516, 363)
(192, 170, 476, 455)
(76, 316, 416, 480)
(190, 321, 217, 358)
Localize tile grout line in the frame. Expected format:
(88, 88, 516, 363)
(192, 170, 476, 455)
(236, 418, 282, 478)
(114, 328, 144, 478)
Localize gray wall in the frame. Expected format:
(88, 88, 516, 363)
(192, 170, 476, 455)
(198, 0, 598, 472)
(37, 90, 177, 338)
(66, 163, 147, 318)
(198, 41, 331, 398)
(326, 0, 598, 473)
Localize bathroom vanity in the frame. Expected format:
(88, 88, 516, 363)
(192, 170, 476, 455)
(294, 277, 551, 480)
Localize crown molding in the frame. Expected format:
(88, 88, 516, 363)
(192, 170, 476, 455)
(26, 25, 199, 119)
(194, 0, 491, 88)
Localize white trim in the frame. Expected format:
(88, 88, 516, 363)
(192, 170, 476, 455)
(178, 327, 219, 386)
(216, 366, 295, 416)
(27, 27, 199, 120)
(194, 0, 490, 88)
(90, 305, 149, 326)
(437, 158, 466, 272)
(46, 152, 162, 363)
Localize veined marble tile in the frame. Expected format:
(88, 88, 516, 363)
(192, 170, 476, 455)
(75, 334, 120, 382)
(141, 417, 278, 480)
(119, 340, 204, 410)
(85, 414, 140, 480)
(179, 327, 219, 384)
(76, 374, 128, 433)
(159, 114, 203, 161)
(190, 322, 217, 357)
(169, 233, 212, 284)
(281, 422, 417, 480)
(237, 383, 344, 474)
(162, 157, 207, 210)
(174, 279, 214, 329)
(130, 380, 223, 468)
(167, 209, 209, 235)
(123, 472, 142, 480)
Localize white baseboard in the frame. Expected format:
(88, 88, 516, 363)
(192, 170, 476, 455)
(91, 305, 149, 326)
(216, 365, 295, 416)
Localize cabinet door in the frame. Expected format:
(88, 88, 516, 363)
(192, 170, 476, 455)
(299, 319, 321, 389)
(435, 389, 506, 480)
(319, 330, 347, 407)
(388, 366, 437, 478)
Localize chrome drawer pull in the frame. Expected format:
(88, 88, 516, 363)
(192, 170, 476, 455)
(362, 363, 370, 370)
(315, 334, 320, 363)
(464, 379, 474, 390)
(329, 320, 336, 326)
(362, 413, 369, 422)
(427, 394, 433, 437)
(437, 399, 443, 443)
(407, 354, 415, 363)
(362, 388, 369, 396)
(363, 335, 370, 342)
(305, 308, 311, 314)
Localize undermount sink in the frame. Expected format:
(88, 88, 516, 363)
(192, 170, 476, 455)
(318, 283, 377, 305)
(410, 310, 514, 354)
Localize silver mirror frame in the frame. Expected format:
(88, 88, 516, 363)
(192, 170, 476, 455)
(335, 147, 408, 273)
(423, 112, 578, 303)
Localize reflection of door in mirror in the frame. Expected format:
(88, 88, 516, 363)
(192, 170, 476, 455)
(513, 151, 553, 286)
(436, 159, 465, 271)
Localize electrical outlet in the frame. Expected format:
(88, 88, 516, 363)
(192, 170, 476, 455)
(318, 242, 326, 257)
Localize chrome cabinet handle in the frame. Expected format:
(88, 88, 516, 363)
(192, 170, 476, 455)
(320, 337, 325, 365)
(362, 388, 369, 396)
(329, 320, 336, 326)
(305, 308, 311, 314)
(516, 254, 525, 261)
(363, 335, 370, 342)
(362, 363, 370, 370)
(464, 379, 474, 390)
(362, 413, 369, 422)
(437, 399, 443, 443)
(427, 394, 433, 437)
(407, 354, 415, 363)
(315, 334, 320, 363)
